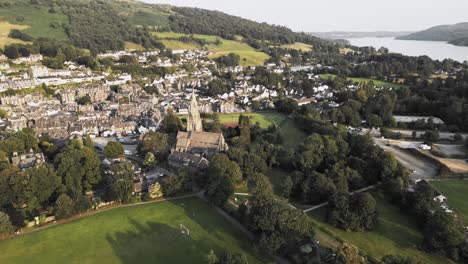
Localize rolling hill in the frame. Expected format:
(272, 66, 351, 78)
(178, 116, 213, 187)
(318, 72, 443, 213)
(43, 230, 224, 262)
(397, 22, 468, 46)
(0, 0, 335, 56)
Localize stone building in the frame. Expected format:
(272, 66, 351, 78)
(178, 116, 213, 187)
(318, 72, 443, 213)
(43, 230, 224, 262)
(186, 91, 203, 132)
(169, 92, 228, 170)
(174, 131, 228, 156)
(10, 150, 46, 170)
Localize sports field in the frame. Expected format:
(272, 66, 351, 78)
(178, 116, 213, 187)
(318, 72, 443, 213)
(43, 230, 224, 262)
(307, 191, 448, 263)
(0, 198, 265, 264)
(430, 180, 468, 223)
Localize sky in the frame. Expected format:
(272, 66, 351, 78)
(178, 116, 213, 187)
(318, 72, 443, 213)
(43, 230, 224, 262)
(143, 0, 468, 32)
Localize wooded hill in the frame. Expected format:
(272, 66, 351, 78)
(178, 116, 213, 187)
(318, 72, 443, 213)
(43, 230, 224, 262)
(397, 22, 468, 47)
(0, 0, 335, 53)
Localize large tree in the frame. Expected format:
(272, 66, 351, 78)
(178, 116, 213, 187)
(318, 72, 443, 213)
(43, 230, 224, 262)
(0, 212, 14, 235)
(55, 194, 75, 220)
(103, 141, 124, 159)
(138, 132, 168, 160)
(55, 140, 102, 199)
(238, 115, 251, 147)
(27, 164, 62, 207)
(106, 163, 134, 203)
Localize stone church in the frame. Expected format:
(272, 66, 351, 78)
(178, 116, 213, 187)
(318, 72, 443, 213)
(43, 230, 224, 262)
(169, 92, 228, 171)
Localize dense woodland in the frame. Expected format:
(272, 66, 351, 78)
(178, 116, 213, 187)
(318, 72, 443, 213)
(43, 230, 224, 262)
(167, 7, 337, 53)
(61, 0, 163, 53)
(395, 71, 468, 131)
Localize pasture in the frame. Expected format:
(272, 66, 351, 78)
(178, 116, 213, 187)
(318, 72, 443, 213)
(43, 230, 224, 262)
(281, 42, 313, 52)
(319, 74, 409, 88)
(0, 21, 30, 47)
(0, 3, 68, 40)
(124, 41, 145, 51)
(153, 31, 270, 66)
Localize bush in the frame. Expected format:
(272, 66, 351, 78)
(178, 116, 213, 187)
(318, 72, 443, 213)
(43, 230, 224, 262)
(103, 141, 124, 159)
(0, 212, 14, 235)
(423, 130, 439, 142)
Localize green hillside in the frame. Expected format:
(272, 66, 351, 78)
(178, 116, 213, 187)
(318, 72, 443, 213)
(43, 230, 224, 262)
(0, 0, 335, 53)
(397, 22, 468, 46)
(153, 32, 270, 66)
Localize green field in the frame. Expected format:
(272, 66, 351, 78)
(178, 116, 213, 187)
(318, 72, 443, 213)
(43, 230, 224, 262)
(0, 3, 68, 40)
(153, 32, 270, 66)
(307, 191, 448, 263)
(0, 198, 265, 264)
(430, 180, 468, 223)
(280, 42, 313, 52)
(218, 112, 305, 147)
(319, 74, 409, 88)
(0, 21, 31, 47)
(218, 112, 285, 128)
(124, 41, 145, 51)
(128, 10, 169, 27)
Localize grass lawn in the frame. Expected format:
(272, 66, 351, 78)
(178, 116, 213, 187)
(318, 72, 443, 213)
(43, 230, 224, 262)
(307, 191, 448, 263)
(0, 21, 31, 47)
(0, 3, 68, 40)
(430, 180, 468, 223)
(217, 112, 306, 147)
(153, 32, 270, 66)
(218, 112, 285, 128)
(319, 74, 409, 89)
(0, 198, 265, 264)
(280, 42, 313, 52)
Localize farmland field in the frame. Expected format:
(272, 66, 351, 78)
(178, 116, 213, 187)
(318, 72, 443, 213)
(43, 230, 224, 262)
(128, 10, 169, 27)
(319, 74, 409, 88)
(430, 180, 468, 223)
(153, 32, 270, 66)
(0, 3, 68, 40)
(124, 41, 145, 51)
(307, 191, 448, 264)
(281, 42, 313, 52)
(0, 198, 265, 264)
(0, 21, 31, 47)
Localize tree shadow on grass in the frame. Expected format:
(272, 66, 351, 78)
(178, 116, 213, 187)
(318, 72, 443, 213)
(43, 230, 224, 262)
(106, 218, 222, 264)
(166, 198, 264, 262)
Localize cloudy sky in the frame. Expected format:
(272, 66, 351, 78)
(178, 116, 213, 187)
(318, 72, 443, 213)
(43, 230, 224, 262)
(143, 0, 468, 32)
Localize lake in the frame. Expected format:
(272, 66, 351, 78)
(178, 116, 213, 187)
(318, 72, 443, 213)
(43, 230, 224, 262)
(346, 37, 468, 62)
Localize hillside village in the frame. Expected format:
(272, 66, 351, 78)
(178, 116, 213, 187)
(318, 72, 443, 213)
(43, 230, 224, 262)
(1, 0, 468, 263)
(0, 48, 335, 139)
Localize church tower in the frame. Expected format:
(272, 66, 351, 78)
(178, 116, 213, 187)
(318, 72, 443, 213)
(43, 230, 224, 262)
(187, 91, 203, 132)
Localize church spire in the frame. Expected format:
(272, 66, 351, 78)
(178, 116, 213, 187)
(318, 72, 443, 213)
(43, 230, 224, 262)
(187, 90, 203, 132)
